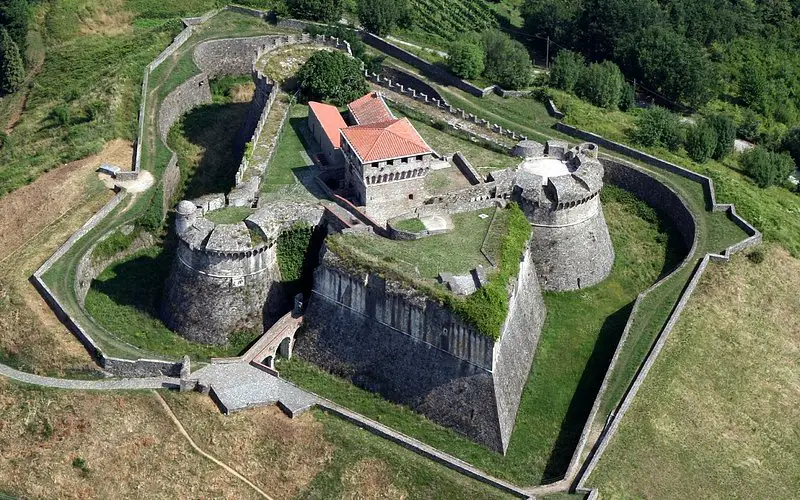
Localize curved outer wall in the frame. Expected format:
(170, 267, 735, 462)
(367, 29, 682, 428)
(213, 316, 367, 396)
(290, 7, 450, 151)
(161, 241, 284, 345)
(526, 195, 615, 291)
(297, 249, 546, 452)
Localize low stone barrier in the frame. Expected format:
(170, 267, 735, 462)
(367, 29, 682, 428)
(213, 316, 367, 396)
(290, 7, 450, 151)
(452, 151, 482, 185)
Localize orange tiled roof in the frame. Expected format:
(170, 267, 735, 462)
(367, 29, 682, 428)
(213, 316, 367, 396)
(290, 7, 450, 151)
(340, 118, 433, 163)
(308, 101, 347, 148)
(347, 92, 394, 124)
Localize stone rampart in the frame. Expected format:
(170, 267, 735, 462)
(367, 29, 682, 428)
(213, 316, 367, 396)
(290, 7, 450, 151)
(157, 73, 212, 142)
(379, 66, 444, 102)
(361, 32, 490, 98)
(298, 247, 546, 452)
(452, 152, 482, 185)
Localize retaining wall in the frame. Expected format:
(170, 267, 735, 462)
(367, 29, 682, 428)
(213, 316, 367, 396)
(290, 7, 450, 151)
(452, 152, 482, 185)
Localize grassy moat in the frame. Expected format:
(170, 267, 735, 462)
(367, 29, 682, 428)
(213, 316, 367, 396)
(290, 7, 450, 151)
(280, 184, 686, 485)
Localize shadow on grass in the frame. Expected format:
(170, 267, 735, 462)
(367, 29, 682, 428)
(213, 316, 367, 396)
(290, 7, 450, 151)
(90, 248, 172, 319)
(540, 301, 635, 483)
(174, 102, 250, 200)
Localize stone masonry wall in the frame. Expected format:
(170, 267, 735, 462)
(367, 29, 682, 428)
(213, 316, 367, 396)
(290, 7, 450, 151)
(298, 248, 546, 452)
(157, 73, 212, 142)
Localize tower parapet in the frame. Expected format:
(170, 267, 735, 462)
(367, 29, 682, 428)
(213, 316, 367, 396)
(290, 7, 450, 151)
(513, 140, 614, 291)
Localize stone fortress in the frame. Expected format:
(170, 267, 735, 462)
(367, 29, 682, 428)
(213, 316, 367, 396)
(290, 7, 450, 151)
(157, 35, 616, 453)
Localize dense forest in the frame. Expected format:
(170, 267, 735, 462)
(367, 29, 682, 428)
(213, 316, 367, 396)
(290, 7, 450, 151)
(522, 0, 800, 142)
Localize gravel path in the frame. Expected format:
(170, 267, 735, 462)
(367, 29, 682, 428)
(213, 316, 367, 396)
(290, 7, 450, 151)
(0, 362, 179, 390)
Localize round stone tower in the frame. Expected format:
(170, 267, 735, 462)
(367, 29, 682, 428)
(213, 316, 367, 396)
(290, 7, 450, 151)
(162, 200, 324, 345)
(513, 140, 614, 291)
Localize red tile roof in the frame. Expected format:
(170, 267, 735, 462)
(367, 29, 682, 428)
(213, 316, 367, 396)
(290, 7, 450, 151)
(340, 118, 433, 163)
(308, 101, 347, 148)
(347, 92, 394, 124)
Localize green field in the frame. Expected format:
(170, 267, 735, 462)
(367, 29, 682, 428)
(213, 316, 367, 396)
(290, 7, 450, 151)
(588, 245, 800, 498)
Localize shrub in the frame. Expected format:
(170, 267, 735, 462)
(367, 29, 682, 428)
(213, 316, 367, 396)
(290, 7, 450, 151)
(575, 61, 625, 109)
(447, 40, 485, 80)
(738, 108, 761, 142)
(297, 50, 368, 106)
(685, 121, 717, 163)
(277, 223, 314, 282)
(286, 0, 343, 23)
(631, 106, 682, 150)
(741, 147, 795, 188)
(481, 30, 532, 90)
(780, 126, 800, 169)
(706, 113, 736, 160)
(747, 248, 765, 264)
(49, 105, 71, 127)
(549, 50, 584, 94)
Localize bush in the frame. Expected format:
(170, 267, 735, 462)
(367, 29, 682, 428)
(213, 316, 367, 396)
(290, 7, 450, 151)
(575, 61, 625, 109)
(780, 126, 800, 170)
(685, 121, 717, 163)
(481, 30, 532, 90)
(747, 248, 765, 264)
(549, 50, 584, 94)
(447, 40, 485, 80)
(49, 105, 70, 127)
(297, 50, 369, 106)
(738, 108, 761, 142)
(277, 223, 314, 282)
(741, 147, 795, 188)
(631, 106, 682, 150)
(706, 113, 736, 160)
(286, 0, 343, 23)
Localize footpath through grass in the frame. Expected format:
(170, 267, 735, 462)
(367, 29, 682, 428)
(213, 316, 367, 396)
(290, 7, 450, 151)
(588, 245, 800, 498)
(283, 185, 682, 485)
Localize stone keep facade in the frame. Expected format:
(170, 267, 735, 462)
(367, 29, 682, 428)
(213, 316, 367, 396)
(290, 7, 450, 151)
(297, 246, 547, 453)
(162, 201, 324, 344)
(513, 140, 615, 291)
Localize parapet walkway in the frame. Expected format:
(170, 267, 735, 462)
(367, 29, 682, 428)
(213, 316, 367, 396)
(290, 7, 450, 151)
(0, 363, 178, 390)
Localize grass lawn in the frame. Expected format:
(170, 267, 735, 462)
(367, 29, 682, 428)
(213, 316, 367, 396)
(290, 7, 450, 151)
(393, 217, 426, 232)
(282, 185, 683, 485)
(588, 244, 800, 498)
(332, 207, 497, 281)
(261, 103, 321, 202)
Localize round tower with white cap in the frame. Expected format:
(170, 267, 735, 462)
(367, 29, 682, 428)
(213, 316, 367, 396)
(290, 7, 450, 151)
(512, 140, 614, 291)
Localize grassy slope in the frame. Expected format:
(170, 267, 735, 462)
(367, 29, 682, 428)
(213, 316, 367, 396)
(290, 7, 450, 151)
(588, 245, 800, 498)
(282, 185, 681, 485)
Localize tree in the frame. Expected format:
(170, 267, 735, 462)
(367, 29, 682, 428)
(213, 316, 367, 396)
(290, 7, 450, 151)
(0, 0, 29, 57)
(575, 61, 624, 109)
(357, 0, 408, 36)
(297, 50, 368, 106)
(617, 25, 715, 108)
(447, 40, 484, 80)
(739, 64, 767, 112)
(780, 126, 800, 168)
(0, 27, 24, 95)
(741, 147, 795, 188)
(738, 108, 761, 142)
(631, 106, 682, 150)
(522, 0, 581, 43)
(706, 114, 736, 160)
(286, 0, 343, 23)
(576, 0, 663, 61)
(481, 30, 533, 90)
(619, 82, 635, 111)
(685, 121, 717, 163)
(549, 50, 584, 93)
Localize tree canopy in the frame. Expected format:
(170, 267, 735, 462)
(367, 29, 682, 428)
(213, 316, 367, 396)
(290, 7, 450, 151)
(297, 50, 368, 106)
(447, 40, 484, 80)
(0, 27, 24, 95)
(286, 0, 343, 23)
(357, 0, 409, 36)
(481, 30, 532, 90)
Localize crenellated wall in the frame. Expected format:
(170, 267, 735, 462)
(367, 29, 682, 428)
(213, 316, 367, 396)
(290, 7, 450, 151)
(297, 247, 546, 452)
